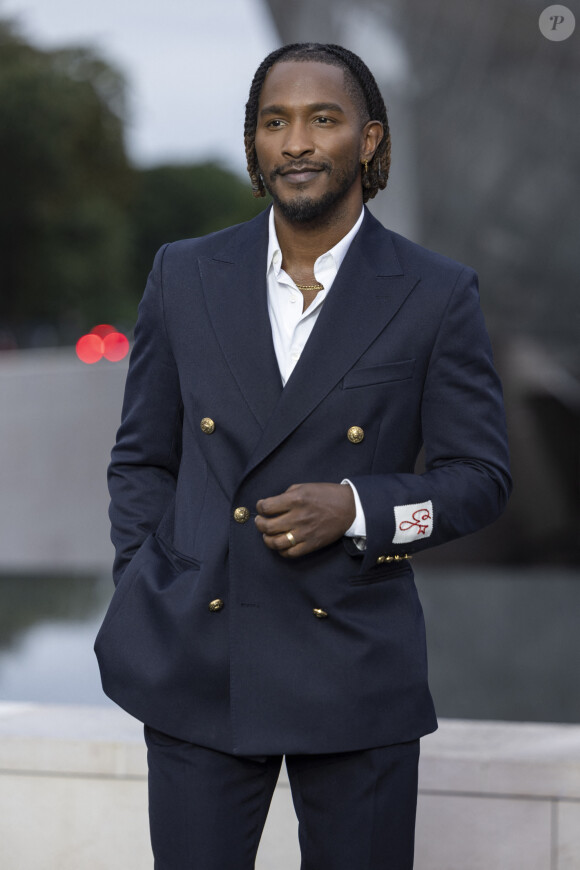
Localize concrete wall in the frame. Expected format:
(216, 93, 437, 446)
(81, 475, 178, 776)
(0, 349, 127, 572)
(1, 703, 579, 869)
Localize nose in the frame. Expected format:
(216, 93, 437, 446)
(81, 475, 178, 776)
(281, 121, 314, 159)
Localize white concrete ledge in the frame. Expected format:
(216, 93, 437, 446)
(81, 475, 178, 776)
(1, 704, 580, 869)
(417, 719, 580, 870)
(421, 718, 580, 800)
(0, 702, 145, 778)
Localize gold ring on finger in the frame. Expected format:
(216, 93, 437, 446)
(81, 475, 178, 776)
(285, 531, 297, 547)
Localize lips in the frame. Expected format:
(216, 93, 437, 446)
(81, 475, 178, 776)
(277, 164, 326, 184)
(282, 171, 321, 184)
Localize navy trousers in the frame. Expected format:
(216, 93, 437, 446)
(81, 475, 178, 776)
(145, 726, 419, 870)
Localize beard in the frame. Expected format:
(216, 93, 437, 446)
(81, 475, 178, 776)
(262, 160, 361, 226)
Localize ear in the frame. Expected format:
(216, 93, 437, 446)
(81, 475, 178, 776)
(360, 120, 384, 163)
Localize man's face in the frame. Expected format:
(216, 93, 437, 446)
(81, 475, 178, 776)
(255, 61, 367, 224)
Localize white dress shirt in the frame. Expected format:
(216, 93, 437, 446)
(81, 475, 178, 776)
(266, 207, 366, 539)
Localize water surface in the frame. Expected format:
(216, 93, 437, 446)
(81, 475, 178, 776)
(1, 567, 578, 722)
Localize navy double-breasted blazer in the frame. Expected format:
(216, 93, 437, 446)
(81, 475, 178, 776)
(95, 207, 511, 755)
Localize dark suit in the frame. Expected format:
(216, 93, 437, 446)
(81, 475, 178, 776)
(95, 206, 510, 866)
(95, 207, 510, 757)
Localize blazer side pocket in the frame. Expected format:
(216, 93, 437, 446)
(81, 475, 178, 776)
(342, 359, 415, 389)
(349, 564, 413, 586)
(156, 535, 202, 573)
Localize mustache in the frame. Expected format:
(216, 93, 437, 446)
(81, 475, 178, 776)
(272, 161, 332, 179)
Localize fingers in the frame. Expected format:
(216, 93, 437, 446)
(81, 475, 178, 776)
(269, 535, 312, 559)
(255, 483, 354, 559)
(254, 501, 309, 556)
(255, 504, 296, 554)
(254, 511, 293, 536)
(255, 492, 294, 517)
(256, 511, 310, 558)
(255, 489, 302, 539)
(259, 529, 298, 551)
(260, 528, 304, 558)
(255, 483, 307, 519)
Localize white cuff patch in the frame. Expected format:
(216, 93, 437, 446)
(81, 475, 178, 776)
(393, 500, 433, 544)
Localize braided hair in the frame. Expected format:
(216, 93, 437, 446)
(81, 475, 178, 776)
(244, 43, 391, 203)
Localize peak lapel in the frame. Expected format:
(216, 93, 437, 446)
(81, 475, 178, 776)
(244, 211, 420, 475)
(198, 211, 282, 430)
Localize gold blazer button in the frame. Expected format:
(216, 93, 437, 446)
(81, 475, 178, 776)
(347, 426, 364, 444)
(313, 608, 328, 619)
(209, 599, 224, 612)
(233, 506, 250, 523)
(200, 417, 215, 434)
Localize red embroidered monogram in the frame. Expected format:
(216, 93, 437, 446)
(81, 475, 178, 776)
(399, 509, 431, 536)
(393, 500, 434, 544)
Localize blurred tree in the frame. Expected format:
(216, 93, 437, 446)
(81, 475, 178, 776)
(0, 19, 268, 344)
(130, 163, 268, 289)
(0, 19, 135, 341)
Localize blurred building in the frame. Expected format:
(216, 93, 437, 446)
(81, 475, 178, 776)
(264, 0, 580, 372)
(263, 0, 580, 563)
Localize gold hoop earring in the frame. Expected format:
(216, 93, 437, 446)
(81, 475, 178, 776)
(363, 159, 369, 173)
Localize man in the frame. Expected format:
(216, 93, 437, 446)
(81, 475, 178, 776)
(95, 43, 511, 869)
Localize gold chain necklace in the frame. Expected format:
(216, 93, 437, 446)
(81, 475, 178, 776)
(295, 282, 324, 292)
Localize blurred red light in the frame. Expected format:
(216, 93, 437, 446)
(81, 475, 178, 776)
(90, 324, 117, 338)
(103, 332, 130, 361)
(76, 334, 104, 364)
(76, 326, 129, 364)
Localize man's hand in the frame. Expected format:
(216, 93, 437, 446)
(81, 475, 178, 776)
(255, 483, 356, 558)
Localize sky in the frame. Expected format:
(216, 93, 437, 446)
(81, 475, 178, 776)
(0, 0, 280, 174)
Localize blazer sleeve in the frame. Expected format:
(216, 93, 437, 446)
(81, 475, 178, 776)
(107, 244, 183, 584)
(349, 267, 512, 571)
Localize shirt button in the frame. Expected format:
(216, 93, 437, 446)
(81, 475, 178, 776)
(233, 507, 250, 523)
(291, 352, 300, 362)
(200, 417, 215, 434)
(209, 599, 224, 612)
(313, 608, 328, 619)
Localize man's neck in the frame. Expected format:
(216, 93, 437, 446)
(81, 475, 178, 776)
(273, 198, 363, 277)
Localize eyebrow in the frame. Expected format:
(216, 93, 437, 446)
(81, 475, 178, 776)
(259, 102, 346, 117)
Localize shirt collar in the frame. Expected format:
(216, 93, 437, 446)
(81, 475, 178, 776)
(266, 206, 365, 279)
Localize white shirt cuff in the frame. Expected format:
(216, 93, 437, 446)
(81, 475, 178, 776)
(341, 479, 367, 539)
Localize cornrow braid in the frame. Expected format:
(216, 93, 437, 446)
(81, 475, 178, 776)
(244, 43, 391, 203)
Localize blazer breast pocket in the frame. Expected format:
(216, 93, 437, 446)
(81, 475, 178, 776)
(342, 359, 415, 390)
